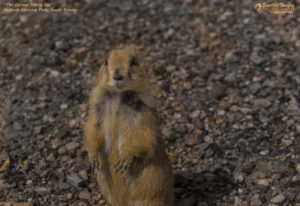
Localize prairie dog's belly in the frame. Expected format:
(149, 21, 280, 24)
(102, 96, 120, 154)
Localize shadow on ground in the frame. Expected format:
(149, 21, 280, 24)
(174, 169, 236, 206)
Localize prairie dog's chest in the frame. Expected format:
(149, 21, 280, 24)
(102, 95, 120, 153)
(104, 95, 120, 115)
(100, 91, 144, 154)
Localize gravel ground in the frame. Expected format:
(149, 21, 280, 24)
(0, 0, 300, 205)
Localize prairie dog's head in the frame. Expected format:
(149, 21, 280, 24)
(100, 48, 147, 92)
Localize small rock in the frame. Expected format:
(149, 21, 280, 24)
(60, 104, 68, 109)
(189, 110, 200, 118)
(66, 142, 80, 151)
(296, 164, 300, 173)
(67, 193, 72, 199)
(15, 75, 23, 81)
(50, 70, 60, 78)
(47, 153, 55, 161)
(270, 194, 285, 204)
(99, 199, 106, 205)
(67, 174, 82, 187)
(295, 124, 300, 133)
(80, 104, 88, 113)
(79, 170, 88, 180)
(55, 41, 63, 49)
(2, 203, 13, 206)
(257, 179, 269, 186)
(34, 126, 44, 134)
(13, 122, 22, 130)
(79, 190, 91, 200)
(162, 127, 172, 137)
(183, 82, 191, 89)
(34, 187, 51, 196)
(69, 119, 76, 128)
(173, 113, 181, 119)
(253, 77, 261, 82)
(260, 150, 269, 155)
(20, 15, 27, 22)
(205, 149, 214, 158)
(253, 161, 268, 178)
(234, 196, 242, 206)
(175, 126, 186, 133)
(225, 51, 238, 62)
(225, 72, 235, 82)
(164, 28, 174, 39)
(284, 190, 297, 201)
(217, 110, 225, 115)
(250, 83, 261, 94)
(26, 180, 33, 186)
(51, 138, 62, 149)
(250, 47, 264, 65)
(251, 198, 262, 206)
(186, 136, 198, 146)
(234, 173, 244, 182)
(204, 135, 213, 143)
(230, 105, 240, 112)
(58, 146, 66, 155)
(255, 34, 266, 41)
(59, 182, 70, 190)
(166, 65, 176, 73)
(254, 99, 271, 108)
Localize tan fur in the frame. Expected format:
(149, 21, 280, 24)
(84, 47, 173, 206)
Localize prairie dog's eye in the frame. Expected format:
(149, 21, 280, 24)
(130, 57, 139, 67)
(105, 59, 108, 65)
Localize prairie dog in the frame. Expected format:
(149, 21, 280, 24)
(84, 47, 173, 206)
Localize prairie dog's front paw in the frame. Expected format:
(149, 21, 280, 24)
(114, 157, 133, 174)
(89, 149, 101, 171)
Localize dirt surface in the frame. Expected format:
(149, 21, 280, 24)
(0, 0, 300, 205)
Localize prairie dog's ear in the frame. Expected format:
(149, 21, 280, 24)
(102, 53, 109, 66)
(99, 54, 109, 72)
(129, 55, 141, 67)
(98, 54, 108, 79)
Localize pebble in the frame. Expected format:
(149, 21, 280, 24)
(251, 198, 262, 206)
(183, 82, 191, 89)
(79, 190, 91, 200)
(166, 66, 176, 73)
(257, 179, 269, 186)
(60, 104, 68, 109)
(173, 113, 181, 119)
(66, 142, 80, 151)
(67, 174, 82, 187)
(79, 170, 88, 180)
(189, 110, 200, 118)
(13, 122, 22, 131)
(58, 146, 67, 155)
(250, 47, 264, 65)
(175, 126, 186, 133)
(270, 194, 285, 204)
(255, 161, 268, 177)
(34, 187, 51, 196)
(297, 164, 300, 173)
(50, 70, 60, 78)
(59, 183, 70, 191)
(67, 193, 72, 199)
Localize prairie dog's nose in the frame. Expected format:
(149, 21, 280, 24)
(113, 68, 123, 80)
